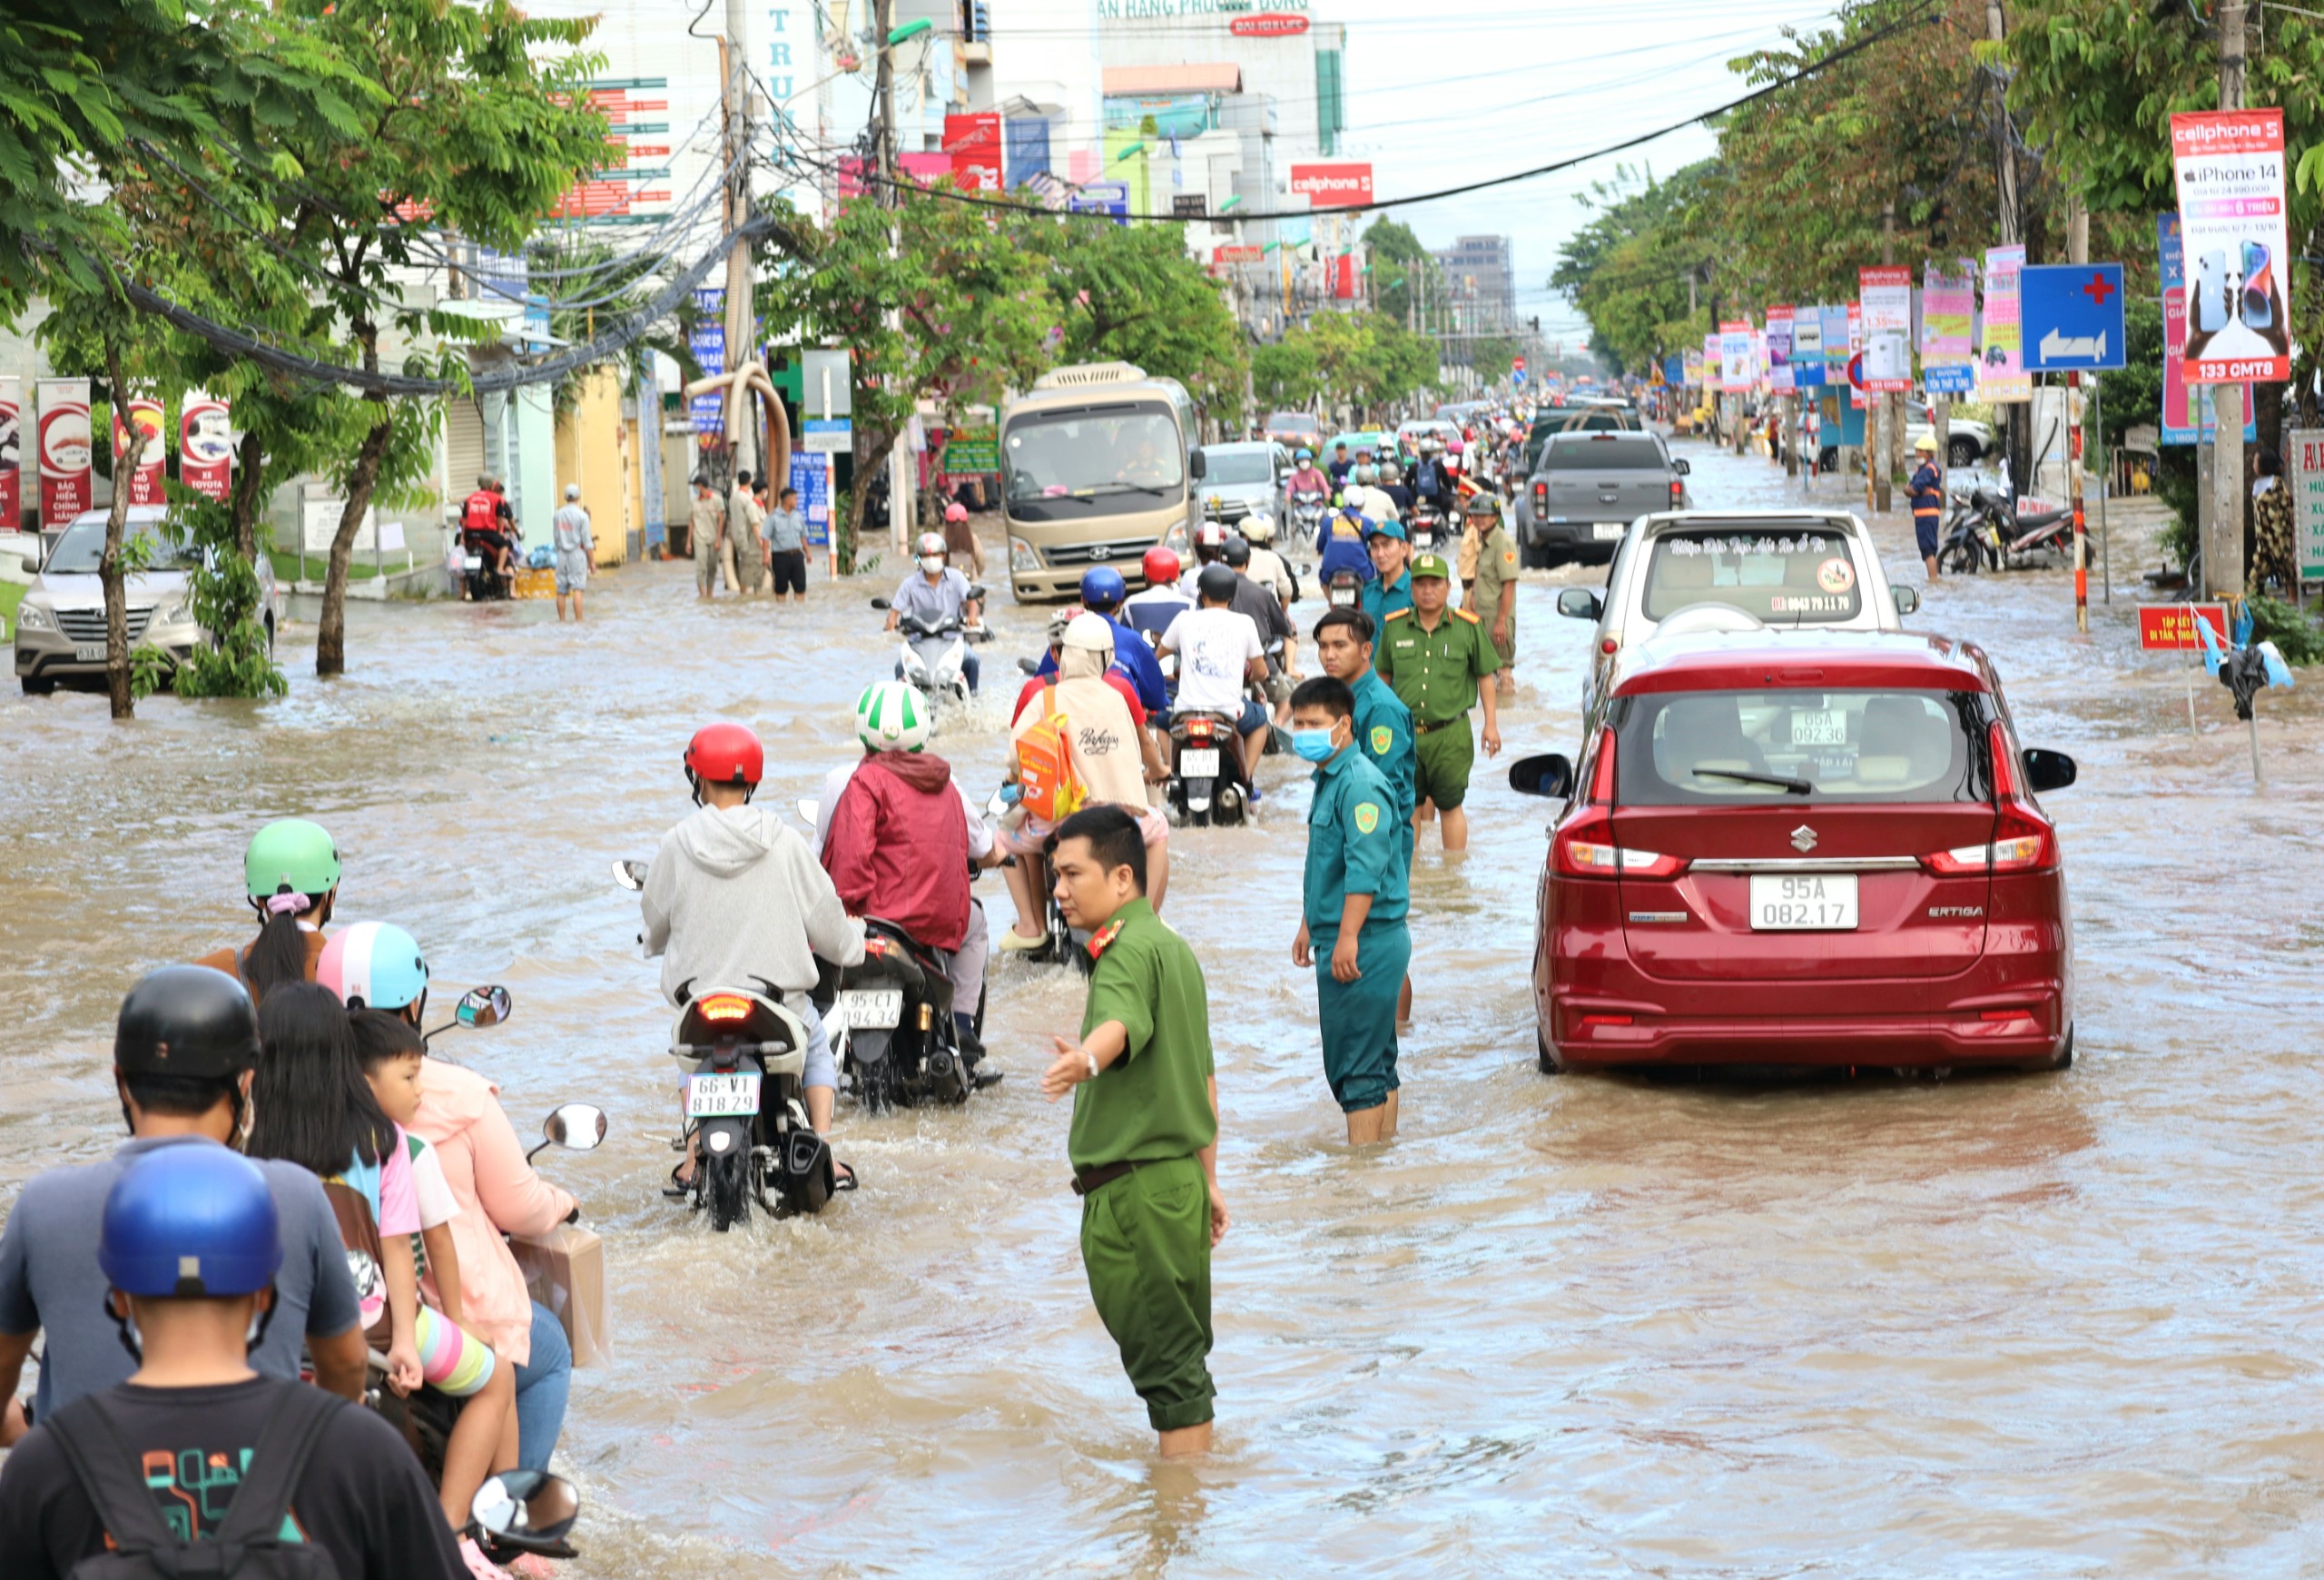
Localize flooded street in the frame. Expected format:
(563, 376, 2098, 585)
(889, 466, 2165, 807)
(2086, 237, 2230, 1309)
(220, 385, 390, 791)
(8, 439, 2324, 1575)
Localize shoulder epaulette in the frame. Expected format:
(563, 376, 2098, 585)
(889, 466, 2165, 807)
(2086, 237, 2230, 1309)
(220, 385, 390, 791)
(1087, 918, 1126, 961)
(1452, 607, 1482, 624)
(1384, 607, 1413, 621)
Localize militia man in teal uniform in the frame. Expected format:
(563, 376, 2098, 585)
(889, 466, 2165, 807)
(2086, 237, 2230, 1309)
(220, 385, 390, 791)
(1312, 606, 1420, 1024)
(1358, 519, 1413, 646)
(1039, 805, 1226, 1457)
(1375, 552, 1502, 853)
(1287, 676, 1412, 1146)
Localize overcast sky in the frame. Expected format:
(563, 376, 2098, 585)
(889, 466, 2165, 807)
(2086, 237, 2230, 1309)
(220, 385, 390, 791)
(1333, 0, 1844, 351)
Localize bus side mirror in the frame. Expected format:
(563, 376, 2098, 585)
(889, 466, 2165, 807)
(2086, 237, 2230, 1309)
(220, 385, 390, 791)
(1188, 449, 1206, 480)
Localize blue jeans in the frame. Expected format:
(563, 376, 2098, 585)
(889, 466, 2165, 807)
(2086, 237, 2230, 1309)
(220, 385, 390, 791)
(514, 1299, 573, 1473)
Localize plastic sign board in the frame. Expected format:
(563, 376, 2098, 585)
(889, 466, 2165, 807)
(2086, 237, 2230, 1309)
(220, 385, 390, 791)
(2137, 603, 2229, 651)
(37, 378, 91, 522)
(1857, 268, 1913, 391)
(1980, 245, 2030, 402)
(1791, 309, 1826, 387)
(1718, 321, 1754, 392)
(0, 375, 17, 528)
(1922, 265, 1974, 358)
(2169, 108, 2290, 384)
(1213, 244, 1263, 263)
(180, 392, 232, 501)
(2021, 264, 2126, 371)
(2159, 214, 2252, 445)
(2290, 430, 2324, 578)
(688, 288, 724, 436)
(1924, 360, 1976, 396)
(1287, 163, 1372, 209)
(802, 418, 852, 455)
(1230, 12, 1309, 35)
(1765, 305, 1794, 391)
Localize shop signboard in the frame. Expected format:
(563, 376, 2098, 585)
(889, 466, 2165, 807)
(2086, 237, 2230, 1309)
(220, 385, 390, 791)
(2169, 107, 2290, 384)
(1287, 163, 1372, 209)
(943, 113, 1003, 193)
(2290, 430, 2324, 579)
(1765, 305, 1794, 391)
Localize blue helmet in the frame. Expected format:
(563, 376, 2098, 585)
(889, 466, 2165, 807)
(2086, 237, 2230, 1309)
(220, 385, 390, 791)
(319, 921, 429, 1013)
(1295, 448, 1314, 461)
(101, 1145, 282, 1299)
(1078, 567, 1128, 611)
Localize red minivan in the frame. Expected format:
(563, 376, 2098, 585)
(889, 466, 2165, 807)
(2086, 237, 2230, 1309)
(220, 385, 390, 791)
(1513, 631, 2078, 1075)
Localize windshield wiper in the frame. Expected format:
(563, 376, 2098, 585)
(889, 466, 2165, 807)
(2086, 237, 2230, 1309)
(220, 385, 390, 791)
(1074, 482, 1169, 499)
(1693, 767, 1811, 795)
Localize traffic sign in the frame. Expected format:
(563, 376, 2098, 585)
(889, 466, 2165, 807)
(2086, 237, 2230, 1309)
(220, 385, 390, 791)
(2138, 603, 2228, 651)
(2022, 263, 2127, 371)
(1511, 368, 1527, 388)
(1512, 356, 1525, 371)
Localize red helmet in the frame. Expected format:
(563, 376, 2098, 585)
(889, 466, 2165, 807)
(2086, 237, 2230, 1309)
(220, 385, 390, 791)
(943, 501, 969, 523)
(684, 723, 763, 794)
(1141, 546, 1181, 586)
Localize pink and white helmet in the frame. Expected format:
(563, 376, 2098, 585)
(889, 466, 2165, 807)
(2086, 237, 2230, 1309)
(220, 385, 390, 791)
(317, 921, 429, 1012)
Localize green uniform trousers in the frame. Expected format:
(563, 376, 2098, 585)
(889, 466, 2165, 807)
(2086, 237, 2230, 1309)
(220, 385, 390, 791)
(1413, 718, 1475, 811)
(1314, 916, 1412, 1112)
(1080, 1153, 1216, 1431)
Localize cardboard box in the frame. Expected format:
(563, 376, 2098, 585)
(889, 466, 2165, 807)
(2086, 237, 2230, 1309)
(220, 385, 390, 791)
(509, 1225, 610, 1368)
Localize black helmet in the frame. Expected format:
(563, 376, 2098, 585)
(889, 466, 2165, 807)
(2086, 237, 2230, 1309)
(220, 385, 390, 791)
(116, 966, 261, 1081)
(1221, 532, 1252, 568)
(1196, 563, 1239, 603)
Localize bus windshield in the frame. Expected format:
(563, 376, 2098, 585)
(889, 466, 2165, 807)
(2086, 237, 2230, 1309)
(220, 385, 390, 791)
(1003, 404, 1185, 523)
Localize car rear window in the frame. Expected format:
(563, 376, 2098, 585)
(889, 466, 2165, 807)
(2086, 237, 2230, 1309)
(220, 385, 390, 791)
(1640, 528, 1864, 623)
(1541, 436, 1666, 470)
(1615, 689, 1987, 805)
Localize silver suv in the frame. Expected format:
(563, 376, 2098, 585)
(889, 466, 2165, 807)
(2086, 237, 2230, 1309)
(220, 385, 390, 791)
(14, 507, 277, 695)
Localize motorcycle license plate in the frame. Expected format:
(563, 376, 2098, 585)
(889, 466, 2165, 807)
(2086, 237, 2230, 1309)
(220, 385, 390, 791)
(74, 642, 106, 662)
(1592, 523, 1625, 540)
(1180, 747, 1222, 777)
(686, 1072, 762, 1118)
(1329, 588, 1355, 607)
(1748, 874, 1858, 931)
(465, 554, 484, 570)
(839, 988, 902, 1030)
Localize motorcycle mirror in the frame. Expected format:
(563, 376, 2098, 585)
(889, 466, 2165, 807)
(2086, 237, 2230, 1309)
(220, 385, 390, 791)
(1016, 656, 1039, 675)
(611, 859, 647, 892)
(456, 986, 512, 1029)
(470, 1471, 581, 1559)
(541, 1102, 607, 1153)
(870, 597, 891, 611)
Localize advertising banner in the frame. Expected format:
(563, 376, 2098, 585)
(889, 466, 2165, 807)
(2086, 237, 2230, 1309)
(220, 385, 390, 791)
(1765, 305, 1795, 391)
(1847, 302, 1870, 410)
(1922, 263, 1975, 358)
(1718, 321, 1754, 392)
(2290, 430, 2324, 579)
(1791, 308, 1826, 387)
(788, 450, 832, 548)
(110, 395, 165, 506)
(2169, 107, 2290, 383)
(688, 287, 724, 436)
(2158, 213, 2253, 445)
(37, 377, 92, 523)
(1979, 244, 2030, 403)
(942, 113, 1003, 193)
(0, 376, 17, 528)
(1702, 333, 1720, 390)
(1682, 348, 1703, 388)
(1858, 266, 1914, 391)
(180, 391, 232, 501)
(1287, 163, 1373, 210)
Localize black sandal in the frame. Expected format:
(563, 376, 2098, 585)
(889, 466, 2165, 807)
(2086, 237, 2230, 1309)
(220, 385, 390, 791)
(832, 1160, 861, 1192)
(663, 1161, 694, 1200)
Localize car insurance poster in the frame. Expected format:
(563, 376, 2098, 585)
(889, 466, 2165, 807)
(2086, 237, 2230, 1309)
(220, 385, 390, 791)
(181, 391, 232, 500)
(2170, 107, 2290, 383)
(37, 377, 91, 522)
(0, 376, 18, 528)
(112, 394, 167, 507)
(1719, 321, 1754, 392)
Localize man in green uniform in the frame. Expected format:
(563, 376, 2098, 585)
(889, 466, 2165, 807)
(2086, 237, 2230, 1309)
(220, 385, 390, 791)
(1376, 553, 1502, 853)
(1288, 676, 1412, 1146)
(1038, 805, 1225, 1457)
(1358, 520, 1413, 648)
(1462, 493, 1521, 678)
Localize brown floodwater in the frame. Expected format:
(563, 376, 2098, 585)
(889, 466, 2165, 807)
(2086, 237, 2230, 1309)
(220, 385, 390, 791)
(5, 441, 2323, 1575)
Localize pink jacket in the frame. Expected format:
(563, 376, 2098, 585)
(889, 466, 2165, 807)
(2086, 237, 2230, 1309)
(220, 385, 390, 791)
(412, 1060, 577, 1364)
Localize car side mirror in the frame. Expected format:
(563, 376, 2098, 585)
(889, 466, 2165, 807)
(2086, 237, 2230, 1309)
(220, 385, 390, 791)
(456, 985, 511, 1029)
(1893, 587, 1920, 616)
(1556, 588, 1601, 621)
(1189, 449, 1207, 480)
(1671, 458, 1690, 475)
(1508, 753, 1575, 800)
(2022, 747, 2077, 794)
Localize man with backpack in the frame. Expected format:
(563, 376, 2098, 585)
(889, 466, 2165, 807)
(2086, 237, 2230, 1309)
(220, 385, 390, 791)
(0, 1143, 466, 1579)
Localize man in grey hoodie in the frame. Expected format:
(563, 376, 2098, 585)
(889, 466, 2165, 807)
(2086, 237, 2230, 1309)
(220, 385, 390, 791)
(643, 723, 867, 1182)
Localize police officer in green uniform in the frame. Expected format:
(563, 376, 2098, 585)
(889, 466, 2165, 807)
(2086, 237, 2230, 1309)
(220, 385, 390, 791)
(1375, 553, 1502, 853)
(1358, 520, 1413, 648)
(1461, 493, 1521, 676)
(1038, 805, 1225, 1457)
(1288, 676, 1412, 1146)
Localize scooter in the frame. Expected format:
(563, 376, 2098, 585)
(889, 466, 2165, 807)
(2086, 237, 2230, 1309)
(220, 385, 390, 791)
(1289, 489, 1329, 548)
(1166, 710, 1249, 827)
(1939, 488, 2073, 573)
(1407, 500, 1445, 553)
(612, 861, 840, 1230)
(872, 593, 989, 707)
(983, 785, 1095, 975)
(1325, 567, 1364, 609)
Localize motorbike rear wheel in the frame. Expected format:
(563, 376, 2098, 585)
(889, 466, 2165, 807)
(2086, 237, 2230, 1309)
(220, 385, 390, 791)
(705, 1147, 750, 1232)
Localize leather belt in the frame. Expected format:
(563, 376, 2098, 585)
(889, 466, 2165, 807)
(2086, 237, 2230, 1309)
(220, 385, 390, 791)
(1072, 1157, 1154, 1197)
(1413, 717, 1461, 735)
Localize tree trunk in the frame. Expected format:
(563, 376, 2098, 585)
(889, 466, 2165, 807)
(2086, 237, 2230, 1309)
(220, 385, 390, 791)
(99, 338, 135, 720)
(229, 429, 266, 560)
(316, 403, 393, 676)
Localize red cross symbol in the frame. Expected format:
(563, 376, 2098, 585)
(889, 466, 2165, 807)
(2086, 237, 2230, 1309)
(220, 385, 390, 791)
(2083, 272, 2115, 307)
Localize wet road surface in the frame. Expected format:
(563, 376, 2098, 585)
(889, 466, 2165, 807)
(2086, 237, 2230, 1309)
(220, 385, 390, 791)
(6, 441, 2324, 1575)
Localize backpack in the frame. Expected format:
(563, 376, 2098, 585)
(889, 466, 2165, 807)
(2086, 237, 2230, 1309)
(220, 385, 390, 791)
(1015, 686, 1087, 824)
(460, 489, 498, 534)
(44, 1383, 347, 1579)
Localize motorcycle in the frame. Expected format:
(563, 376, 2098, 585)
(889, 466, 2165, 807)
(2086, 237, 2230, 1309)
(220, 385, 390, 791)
(611, 860, 839, 1230)
(1289, 489, 1329, 548)
(1325, 567, 1364, 609)
(1939, 488, 2074, 574)
(460, 528, 514, 601)
(1166, 710, 1249, 827)
(793, 799, 990, 1113)
(983, 785, 1095, 975)
(1407, 500, 1445, 553)
(872, 593, 989, 707)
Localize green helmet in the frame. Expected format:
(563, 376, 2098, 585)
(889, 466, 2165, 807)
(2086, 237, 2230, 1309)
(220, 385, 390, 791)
(243, 818, 340, 902)
(853, 680, 931, 754)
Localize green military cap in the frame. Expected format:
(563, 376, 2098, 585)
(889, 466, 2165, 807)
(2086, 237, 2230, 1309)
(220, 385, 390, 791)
(1410, 552, 1452, 581)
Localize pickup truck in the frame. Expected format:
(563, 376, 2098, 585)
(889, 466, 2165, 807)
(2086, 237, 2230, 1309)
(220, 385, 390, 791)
(1521, 430, 1690, 568)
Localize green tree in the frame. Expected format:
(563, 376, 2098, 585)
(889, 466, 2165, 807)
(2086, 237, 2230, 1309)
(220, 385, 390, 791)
(1252, 335, 1320, 410)
(1551, 162, 1727, 375)
(1362, 217, 1438, 329)
(1042, 221, 1246, 421)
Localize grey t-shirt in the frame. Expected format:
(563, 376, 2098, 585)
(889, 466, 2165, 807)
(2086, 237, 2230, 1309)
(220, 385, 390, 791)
(0, 1136, 361, 1421)
(551, 504, 593, 556)
(763, 508, 807, 553)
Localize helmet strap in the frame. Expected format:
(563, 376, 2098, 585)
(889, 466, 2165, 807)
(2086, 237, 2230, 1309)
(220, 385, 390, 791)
(687, 768, 705, 808)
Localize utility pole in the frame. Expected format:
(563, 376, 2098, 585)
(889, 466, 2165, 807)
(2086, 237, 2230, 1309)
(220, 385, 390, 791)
(2210, 0, 2249, 597)
(721, 0, 754, 486)
(1875, 202, 1896, 513)
(1986, 0, 2031, 499)
(872, 0, 912, 558)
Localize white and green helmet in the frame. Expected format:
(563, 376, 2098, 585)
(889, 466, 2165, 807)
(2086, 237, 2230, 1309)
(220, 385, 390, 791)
(854, 680, 931, 754)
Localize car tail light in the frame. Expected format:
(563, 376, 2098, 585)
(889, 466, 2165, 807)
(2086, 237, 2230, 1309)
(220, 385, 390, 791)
(1924, 724, 2061, 874)
(1669, 477, 1683, 505)
(1553, 737, 1688, 878)
(1533, 481, 1548, 517)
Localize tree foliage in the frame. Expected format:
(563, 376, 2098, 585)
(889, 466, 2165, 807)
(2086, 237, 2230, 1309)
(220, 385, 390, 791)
(1550, 162, 1727, 376)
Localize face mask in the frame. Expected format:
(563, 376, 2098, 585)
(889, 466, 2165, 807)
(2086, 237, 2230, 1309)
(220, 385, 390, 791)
(1292, 727, 1338, 763)
(919, 556, 945, 575)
